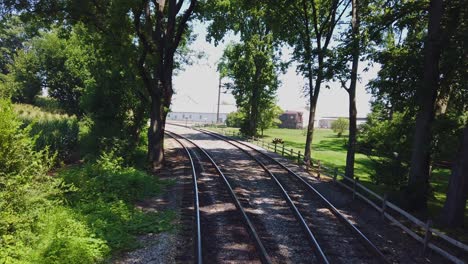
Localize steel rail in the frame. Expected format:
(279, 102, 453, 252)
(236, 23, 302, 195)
(165, 130, 272, 264)
(165, 131, 202, 264)
(198, 128, 390, 263)
(167, 126, 330, 263)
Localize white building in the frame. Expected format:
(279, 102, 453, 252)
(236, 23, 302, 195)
(318, 117, 367, 129)
(167, 112, 229, 124)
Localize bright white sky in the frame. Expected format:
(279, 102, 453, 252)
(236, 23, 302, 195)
(172, 21, 378, 119)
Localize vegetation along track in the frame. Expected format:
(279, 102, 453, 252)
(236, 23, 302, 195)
(165, 131, 270, 263)
(171, 124, 389, 263)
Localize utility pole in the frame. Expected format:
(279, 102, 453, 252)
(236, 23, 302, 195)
(217, 74, 222, 124)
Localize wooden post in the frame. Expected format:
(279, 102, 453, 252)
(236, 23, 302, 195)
(297, 151, 301, 164)
(290, 148, 294, 157)
(423, 220, 432, 254)
(317, 160, 321, 179)
(274, 143, 277, 153)
(381, 193, 388, 219)
(282, 145, 285, 156)
(353, 177, 359, 200)
(333, 167, 338, 182)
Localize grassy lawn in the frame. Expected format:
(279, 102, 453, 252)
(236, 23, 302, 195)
(206, 126, 466, 225)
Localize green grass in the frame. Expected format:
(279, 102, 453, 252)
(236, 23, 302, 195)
(206, 126, 466, 224)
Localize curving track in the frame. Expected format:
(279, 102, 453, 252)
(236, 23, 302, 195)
(167, 124, 390, 263)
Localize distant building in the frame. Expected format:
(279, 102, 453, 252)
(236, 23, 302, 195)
(279, 111, 303, 129)
(318, 117, 367, 129)
(167, 112, 228, 124)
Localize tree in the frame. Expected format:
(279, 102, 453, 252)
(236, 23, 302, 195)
(0, 15, 28, 76)
(4, 0, 198, 170)
(6, 48, 41, 103)
(258, 103, 283, 136)
(204, 0, 282, 136)
(332, 0, 361, 178)
(259, 0, 349, 164)
(440, 123, 468, 227)
(49, 0, 198, 169)
(220, 39, 280, 136)
(407, 0, 445, 211)
(331, 117, 349, 137)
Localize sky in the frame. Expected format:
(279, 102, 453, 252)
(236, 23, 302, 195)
(172, 21, 379, 119)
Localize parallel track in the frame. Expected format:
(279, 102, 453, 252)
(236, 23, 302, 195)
(167, 123, 389, 263)
(165, 131, 271, 264)
(196, 127, 389, 263)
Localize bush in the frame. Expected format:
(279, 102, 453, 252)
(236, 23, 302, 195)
(331, 117, 349, 137)
(226, 110, 245, 127)
(0, 99, 106, 263)
(59, 151, 174, 251)
(14, 103, 79, 163)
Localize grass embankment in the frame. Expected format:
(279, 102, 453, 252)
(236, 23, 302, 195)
(1, 100, 174, 263)
(207, 126, 465, 224)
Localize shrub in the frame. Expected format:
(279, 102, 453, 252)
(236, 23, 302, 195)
(59, 151, 174, 251)
(331, 117, 349, 137)
(226, 110, 244, 127)
(272, 138, 284, 144)
(0, 99, 106, 263)
(14, 103, 79, 163)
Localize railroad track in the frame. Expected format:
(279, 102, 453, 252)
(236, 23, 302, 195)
(167, 124, 389, 263)
(165, 131, 270, 264)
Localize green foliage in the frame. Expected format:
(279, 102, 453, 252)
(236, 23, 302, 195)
(6, 48, 42, 103)
(59, 151, 173, 251)
(221, 37, 280, 136)
(61, 151, 163, 203)
(0, 99, 105, 264)
(358, 107, 414, 187)
(258, 103, 283, 135)
(14, 103, 79, 163)
(1, 100, 172, 263)
(0, 100, 52, 177)
(0, 15, 23, 74)
(204, 0, 283, 136)
(331, 118, 349, 137)
(226, 110, 245, 128)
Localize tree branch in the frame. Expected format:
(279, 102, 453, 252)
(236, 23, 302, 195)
(171, 0, 197, 54)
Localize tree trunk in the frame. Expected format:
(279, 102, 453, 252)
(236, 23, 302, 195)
(407, 0, 444, 211)
(148, 92, 166, 171)
(248, 63, 262, 136)
(345, 0, 360, 179)
(304, 75, 322, 164)
(147, 68, 173, 171)
(249, 85, 260, 136)
(439, 124, 468, 227)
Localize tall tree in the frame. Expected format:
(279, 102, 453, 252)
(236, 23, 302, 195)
(407, 0, 445, 211)
(332, 0, 361, 178)
(344, 0, 360, 179)
(440, 123, 468, 227)
(220, 38, 280, 136)
(4, 0, 199, 170)
(129, 0, 198, 170)
(260, 0, 349, 164)
(203, 0, 282, 136)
